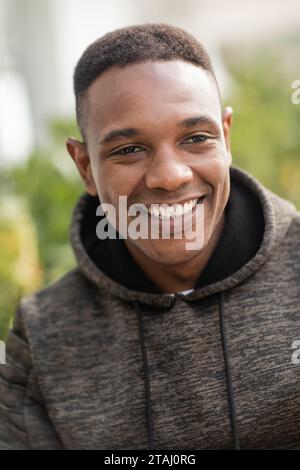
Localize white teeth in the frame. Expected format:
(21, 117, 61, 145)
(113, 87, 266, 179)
(184, 202, 191, 213)
(148, 198, 199, 219)
(160, 206, 166, 217)
(175, 205, 183, 217)
(169, 206, 175, 218)
(153, 206, 160, 217)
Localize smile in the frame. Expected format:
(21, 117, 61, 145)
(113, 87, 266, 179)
(146, 196, 205, 220)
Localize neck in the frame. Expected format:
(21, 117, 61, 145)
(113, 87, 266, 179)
(125, 214, 225, 294)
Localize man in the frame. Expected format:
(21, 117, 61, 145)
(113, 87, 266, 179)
(0, 23, 300, 450)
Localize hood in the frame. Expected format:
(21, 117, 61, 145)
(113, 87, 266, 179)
(70, 165, 296, 308)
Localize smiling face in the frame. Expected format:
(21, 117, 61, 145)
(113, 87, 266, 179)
(67, 60, 233, 266)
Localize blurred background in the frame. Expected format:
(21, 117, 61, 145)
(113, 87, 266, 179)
(1, 0, 300, 339)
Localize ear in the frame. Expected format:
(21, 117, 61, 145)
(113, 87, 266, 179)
(222, 106, 233, 166)
(66, 138, 98, 196)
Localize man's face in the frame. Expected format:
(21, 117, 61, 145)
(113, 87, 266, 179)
(67, 60, 233, 265)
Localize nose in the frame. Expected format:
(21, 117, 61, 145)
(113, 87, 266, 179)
(144, 147, 193, 192)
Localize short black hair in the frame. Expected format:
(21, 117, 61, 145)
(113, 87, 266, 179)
(73, 23, 219, 141)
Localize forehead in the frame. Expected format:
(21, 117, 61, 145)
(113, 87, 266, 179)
(86, 60, 222, 134)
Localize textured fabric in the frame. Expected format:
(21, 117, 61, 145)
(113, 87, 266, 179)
(0, 165, 300, 450)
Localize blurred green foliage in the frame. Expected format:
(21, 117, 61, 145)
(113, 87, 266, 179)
(0, 42, 300, 339)
(0, 120, 82, 339)
(223, 43, 300, 207)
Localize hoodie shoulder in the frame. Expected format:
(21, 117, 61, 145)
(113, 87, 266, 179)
(22, 268, 89, 305)
(264, 188, 300, 270)
(266, 187, 297, 216)
(17, 268, 102, 335)
(285, 209, 300, 247)
(263, 187, 299, 245)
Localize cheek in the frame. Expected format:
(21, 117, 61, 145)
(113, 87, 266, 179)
(194, 153, 230, 219)
(208, 159, 230, 215)
(194, 151, 229, 192)
(94, 161, 143, 206)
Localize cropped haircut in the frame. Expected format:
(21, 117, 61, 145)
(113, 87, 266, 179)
(73, 23, 219, 141)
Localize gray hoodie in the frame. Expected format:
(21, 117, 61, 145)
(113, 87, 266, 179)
(0, 166, 300, 450)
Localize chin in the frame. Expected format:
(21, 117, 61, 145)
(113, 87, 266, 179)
(135, 237, 207, 265)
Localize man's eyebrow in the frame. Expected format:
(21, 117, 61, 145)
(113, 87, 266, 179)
(97, 128, 142, 146)
(97, 115, 219, 146)
(178, 115, 219, 130)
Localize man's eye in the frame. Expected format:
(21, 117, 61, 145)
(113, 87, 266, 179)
(111, 145, 144, 155)
(184, 134, 209, 144)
